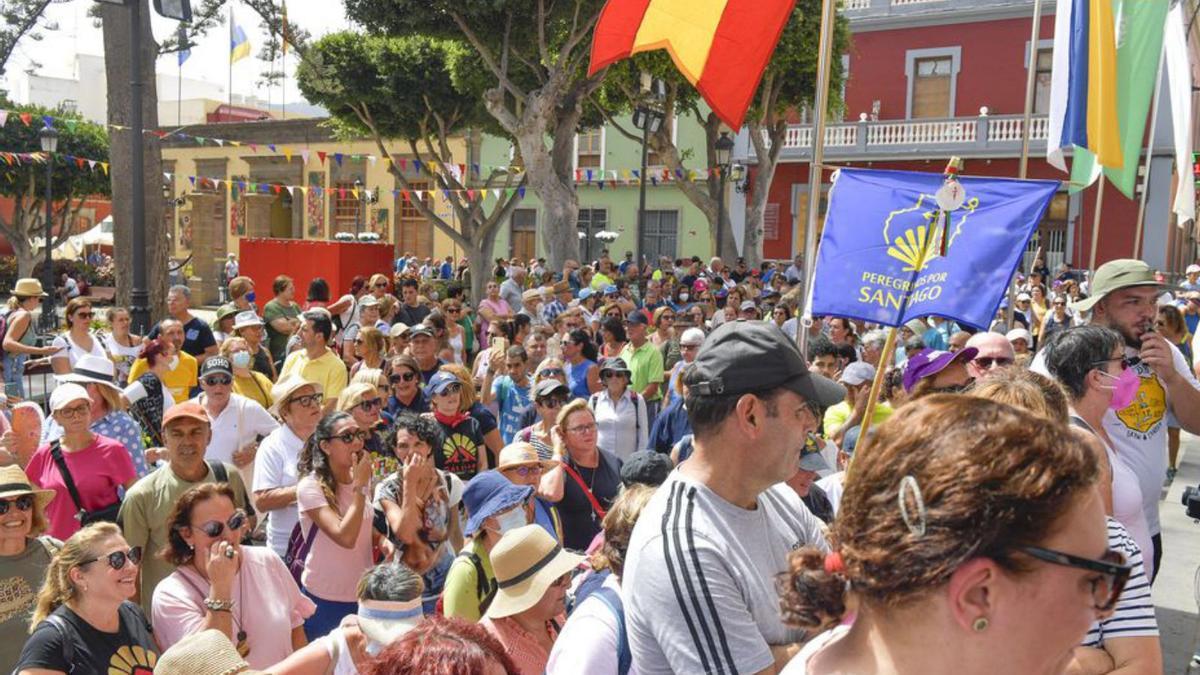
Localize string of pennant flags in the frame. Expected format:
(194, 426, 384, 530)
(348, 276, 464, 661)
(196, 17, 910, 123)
(6, 110, 731, 188)
(168, 171, 528, 204)
(0, 150, 110, 175)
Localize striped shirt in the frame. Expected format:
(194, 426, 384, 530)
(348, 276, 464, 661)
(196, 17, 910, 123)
(1083, 518, 1158, 647)
(624, 471, 829, 674)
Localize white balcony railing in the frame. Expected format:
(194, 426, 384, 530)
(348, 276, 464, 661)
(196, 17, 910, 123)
(890, 0, 947, 4)
(771, 113, 1052, 157)
(865, 119, 976, 146)
(839, 0, 872, 9)
(987, 115, 1050, 142)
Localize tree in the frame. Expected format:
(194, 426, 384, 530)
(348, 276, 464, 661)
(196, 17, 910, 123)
(592, 2, 850, 265)
(341, 0, 610, 271)
(297, 33, 526, 301)
(0, 103, 110, 278)
(0, 0, 60, 77)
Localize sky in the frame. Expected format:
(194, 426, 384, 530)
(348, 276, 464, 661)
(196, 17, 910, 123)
(2, 0, 351, 105)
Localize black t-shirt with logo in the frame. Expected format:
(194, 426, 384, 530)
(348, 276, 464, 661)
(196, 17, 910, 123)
(433, 416, 488, 482)
(16, 602, 159, 674)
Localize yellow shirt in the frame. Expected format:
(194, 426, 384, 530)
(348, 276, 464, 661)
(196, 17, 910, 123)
(279, 347, 348, 402)
(233, 371, 275, 409)
(823, 400, 893, 436)
(127, 352, 198, 402)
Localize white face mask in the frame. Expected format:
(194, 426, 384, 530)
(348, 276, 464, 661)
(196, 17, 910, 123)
(679, 293, 690, 302)
(492, 507, 527, 535)
(231, 351, 252, 369)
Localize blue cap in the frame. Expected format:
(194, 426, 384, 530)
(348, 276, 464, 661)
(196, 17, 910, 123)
(462, 471, 534, 536)
(426, 371, 461, 396)
(579, 288, 594, 300)
(604, 285, 619, 295)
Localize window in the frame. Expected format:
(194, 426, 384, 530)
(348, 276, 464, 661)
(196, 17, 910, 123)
(396, 182, 433, 259)
(577, 128, 603, 169)
(332, 181, 364, 234)
(639, 210, 678, 261)
(511, 208, 537, 262)
(578, 208, 607, 263)
(1024, 192, 1068, 272)
(1033, 48, 1053, 114)
(912, 56, 953, 118)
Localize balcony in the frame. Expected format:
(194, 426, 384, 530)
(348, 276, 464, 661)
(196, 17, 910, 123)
(760, 110, 1053, 162)
(839, 0, 1041, 26)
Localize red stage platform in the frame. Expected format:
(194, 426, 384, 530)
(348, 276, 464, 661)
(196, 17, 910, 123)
(237, 239, 393, 300)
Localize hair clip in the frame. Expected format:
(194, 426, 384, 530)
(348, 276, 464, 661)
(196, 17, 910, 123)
(897, 475, 927, 537)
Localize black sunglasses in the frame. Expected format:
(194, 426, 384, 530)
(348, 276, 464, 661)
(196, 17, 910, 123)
(1091, 356, 1141, 370)
(193, 511, 248, 538)
(1018, 545, 1131, 611)
(331, 430, 370, 444)
(81, 546, 143, 570)
(973, 356, 1013, 369)
(435, 382, 463, 396)
(0, 494, 34, 515)
(203, 375, 233, 387)
(539, 368, 565, 378)
(358, 397, 383, 412)
(538, 396, 569, 408)
(390, 371, 419, 384)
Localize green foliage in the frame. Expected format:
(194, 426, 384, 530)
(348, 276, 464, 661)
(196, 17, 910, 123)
(0, 103, 110, 200)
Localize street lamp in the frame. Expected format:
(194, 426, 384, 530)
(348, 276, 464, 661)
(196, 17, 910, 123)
(633, 72, 665, 263)
(714, 131, 734, 259)
(354, 179, 364, 236)
(38, 127, 58, 333)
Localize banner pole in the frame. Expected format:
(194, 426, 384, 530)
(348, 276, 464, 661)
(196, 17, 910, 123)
(798, 0, 838, 358)
(1089, 179, 1106, 272)
(1133, 47, 1167, 260)
(1008, 0, 1044, 331)
(853, 326, 898, 456)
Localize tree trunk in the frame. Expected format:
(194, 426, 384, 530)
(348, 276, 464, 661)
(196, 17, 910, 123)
(743, 120, 786, 268)
(515, 129, 579, 272)
(100, 0, 167, 321)
(467, 227, 499, 304)
(13, 239, 35, 279)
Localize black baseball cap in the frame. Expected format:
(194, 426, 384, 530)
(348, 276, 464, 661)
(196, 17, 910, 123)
(686, 320, 844, 408)
(199, 356, 233, 379)
(620, 451, 673, 487)
(534, 379, 569, 399)
(624, 310, 649, 326)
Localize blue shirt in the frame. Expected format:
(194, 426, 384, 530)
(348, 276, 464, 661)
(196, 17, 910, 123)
(649, 396, 691, 454)
(492, 376, 532, 444)
(565, 358, 596, 401)
(387, 391, 430, 418)
(533, 497, 561, 543)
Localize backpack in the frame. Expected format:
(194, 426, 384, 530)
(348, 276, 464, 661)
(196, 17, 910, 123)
(434, 550, 496, 617)
(0, 307, 25, 348)
(592, 586, 632, 675)
(284, 521, 320, 586)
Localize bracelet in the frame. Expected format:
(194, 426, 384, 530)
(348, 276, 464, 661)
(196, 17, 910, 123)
(204, 598, 235, 612)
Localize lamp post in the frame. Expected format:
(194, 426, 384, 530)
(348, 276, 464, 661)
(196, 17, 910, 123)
(633, 73, 665, 263)
(38, 127, 58, 333)
(714, 131, 734, 260)
(354, 179, 364, 237)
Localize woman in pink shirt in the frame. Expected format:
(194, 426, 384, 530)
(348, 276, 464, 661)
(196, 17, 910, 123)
(24, 383, 135, 539)
(477, 281, 513, 342)
(152, 483, 314, 668)
(296, 411, 377, 640)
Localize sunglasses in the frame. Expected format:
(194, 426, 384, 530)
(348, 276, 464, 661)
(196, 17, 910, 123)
(81, 546, 143, 570)
(290, 392, 324, 409)
(373, 282, 388, 288)
(446, 306, 461, 313)
(503, 465, 543, 478)
(390, 371, 419, 384)
(203, 375, 233, 387)
(435, 383, 463, 396)
(1091, 356, 1141, 370)
(358, 397, 383, 412)
(972, 356, 1013, 369)
(331, 430, 370, 444)
(193, 510, 248, 538)
(538, 396, 569, 408)
(539, 368, 565, 378)
(601, 371, 627, 380)
(0, 494, 34, 515)
(75, 312, 94, 320)
(1017, 545, 1131, 611)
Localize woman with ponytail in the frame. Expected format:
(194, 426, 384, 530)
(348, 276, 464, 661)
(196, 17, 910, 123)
(15, 522, 158, 675)
(294, 411, 376, 641)
(778, 396, 1125, 675)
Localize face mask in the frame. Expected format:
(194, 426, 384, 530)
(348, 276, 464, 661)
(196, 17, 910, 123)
(245, 291, 257, 304)
(1099, 367, 1140, 410)
(168, 355, 180, 371)
(679, 293, 690, 302)
(492, 507, 527, 535)
(231, 351, 252, 369)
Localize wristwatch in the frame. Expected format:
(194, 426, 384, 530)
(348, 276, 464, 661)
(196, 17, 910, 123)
(204, 597, 235, 612)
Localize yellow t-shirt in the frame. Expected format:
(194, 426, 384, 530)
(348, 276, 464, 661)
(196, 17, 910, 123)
(279, 348, 348, 402)
(233, 371, 275, 409)
(127, 352, 198, 402)
(823, 400, 893, 436)
(591, 272, 614, 291)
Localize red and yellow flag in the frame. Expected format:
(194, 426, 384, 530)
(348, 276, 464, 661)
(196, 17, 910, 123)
(588, 0, 797, 130)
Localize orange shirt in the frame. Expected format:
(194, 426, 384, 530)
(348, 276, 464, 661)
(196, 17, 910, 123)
(480, 614, 563, 675)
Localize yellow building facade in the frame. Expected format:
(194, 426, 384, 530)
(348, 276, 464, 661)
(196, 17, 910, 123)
(161, 118, 469, 303)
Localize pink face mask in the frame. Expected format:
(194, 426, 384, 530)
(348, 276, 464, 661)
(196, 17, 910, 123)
(1098, 367, 1140, 410)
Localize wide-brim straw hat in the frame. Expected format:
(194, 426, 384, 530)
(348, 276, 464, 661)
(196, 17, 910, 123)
(496, 442, 561, 472)
(55, 354, 123, 395)
(270, 375, 323, 416)
(155, 629, 266, 675)
(0, 465, 55, 513)
(486, 524, 584, 619)
(12, 278, 47, 298)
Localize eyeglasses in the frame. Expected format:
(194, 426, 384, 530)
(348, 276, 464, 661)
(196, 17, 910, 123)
(193, 511, 248, 538)
(373, 282, 388, 288)
(81, 546, 143, 571)
(435, 383, 463, 396)
(1091, 356, 1141, 370)
(601, 371, 627, 380)
(358, 397, 383, 412)
(0, 494, 34, 515)
(1017, 545, 1131, 611)
(567, 422, 597, 434)
(538, 396, 569, 408)
(290, 392, 324, 409)
(331, 430, 370, 444)
(390, 371, 418, 384)
(503, 465, 543, 478)
(660, 315, 675, 321)
(972, 356, 1013, 370)
(203, 375, 233, 387)
(539, 368, 565, 378)
(446, 306, 461, 313)
(56, 402, 91, 419)
(75, 312, 93, 320)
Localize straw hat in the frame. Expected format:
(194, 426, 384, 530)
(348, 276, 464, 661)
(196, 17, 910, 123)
(485, 524, 584, 619)
(496, 442, 560, 472)
(55, 354, 122, 394)
(155, 629, 265, 675)
(12, 278, 47, 298)
(0, 465, 55, 514)
(270, 375, 323, 416)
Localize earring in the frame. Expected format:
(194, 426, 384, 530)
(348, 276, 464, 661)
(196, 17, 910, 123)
(973, 617, 989, 632)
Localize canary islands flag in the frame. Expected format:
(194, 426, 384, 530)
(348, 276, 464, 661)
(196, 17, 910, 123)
(588, 0, 796, 130)
(230, 15, 251, 63)
(809, 169, 1059, 330)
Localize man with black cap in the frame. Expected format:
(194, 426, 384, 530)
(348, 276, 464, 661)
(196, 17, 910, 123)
(1034, 259, 1200, 580)
(623, 319, 844, 674)
(191, 356, 278, 488)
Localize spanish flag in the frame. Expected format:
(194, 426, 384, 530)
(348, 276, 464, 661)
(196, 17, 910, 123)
(589, 0, 797, 130)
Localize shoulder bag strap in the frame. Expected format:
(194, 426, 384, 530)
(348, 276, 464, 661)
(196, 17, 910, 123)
(207, 460, 229, 483)
(592, 587, 630, 675)
(44, 614, 76, 669)
(561, 460, 607, 520)
(49, 441, 86, 514)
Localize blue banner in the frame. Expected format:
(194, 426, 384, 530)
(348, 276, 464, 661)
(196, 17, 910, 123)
(809, 168, 1060, 330)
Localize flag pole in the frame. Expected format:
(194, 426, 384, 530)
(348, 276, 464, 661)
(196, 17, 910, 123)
(798, 0, 838, 355)
(228, 6, 234, 123)
(1133, 47, 1167, 260)
(1089, 179, 1106, 272)
(178, 52, 182, 127)
(852, 326, 898, 455)
(1009, 0, 1044, 330)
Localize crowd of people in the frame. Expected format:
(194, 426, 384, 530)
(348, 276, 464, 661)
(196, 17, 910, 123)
(0, 249, 1191, 674)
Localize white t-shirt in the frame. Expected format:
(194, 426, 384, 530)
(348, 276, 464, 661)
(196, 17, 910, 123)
(816, 472, 845, 517)
(253, 424, 307, 557)
(779, 624, 850, 674)
(102, 334, 143, 386)
(624, 470, 829, 674)
(194, 393, 280, 492)
(546, 574, 640, 675)
(589, 390, 649, 461)
(51, 332, 107, 369)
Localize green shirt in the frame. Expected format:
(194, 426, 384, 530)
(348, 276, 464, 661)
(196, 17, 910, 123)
(117, 463, 252, 615)
(620, 340, 665, 402)
(263, 299, 301, 362)
(441, 537, 495, 622)
(823, 400, 894, 436)
(0, 537, 57, 671)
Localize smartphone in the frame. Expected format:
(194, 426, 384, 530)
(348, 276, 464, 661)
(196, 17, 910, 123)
(492, 337, 508, 352)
